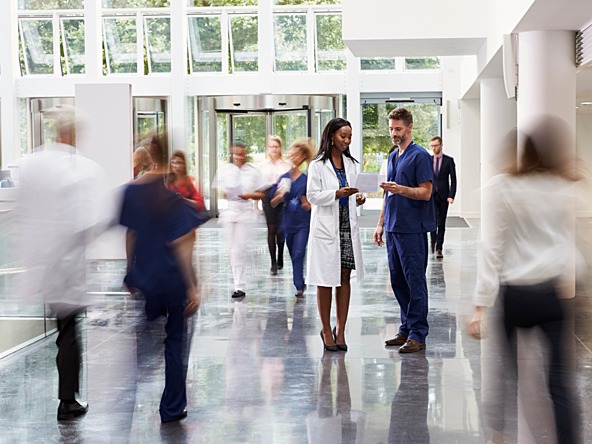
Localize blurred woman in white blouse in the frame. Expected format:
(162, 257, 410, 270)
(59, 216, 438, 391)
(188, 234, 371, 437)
(259, 135, 291, 275)
(469, 116, 582, 444)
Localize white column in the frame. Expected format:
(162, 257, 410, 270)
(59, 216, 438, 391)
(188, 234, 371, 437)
(480, 78, 516, 184)
(478, 77, 517, 444)
(84, 0, 101, 81)
(0, 0, 20, 168)
(170, 0, 188, 152)
(517, 30, 576, 301)
(258, 0, 274, 92)
(518, 31, 576, 134)
(515, 31, 576, 444)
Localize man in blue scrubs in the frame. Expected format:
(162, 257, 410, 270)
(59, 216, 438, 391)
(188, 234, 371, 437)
(374, 108, 435, 353)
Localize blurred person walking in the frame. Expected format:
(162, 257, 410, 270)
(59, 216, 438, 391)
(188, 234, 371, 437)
(133, 146, 153, 179)
(270, 139, 314, 298)
(216, 141, 267, 299)
(15, 105, 109, 420)
(375, 108, 435, 353)
(260, 136, 291, 275)
(120, 134, 201, 423)
(167, 150, 205, 211)
(469, 117, 581, 444)
(307, 118, 365, 352)
(429, 136, 457, 258)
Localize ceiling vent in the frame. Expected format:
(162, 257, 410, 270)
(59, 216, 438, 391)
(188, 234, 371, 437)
(576, 24, 592, 68)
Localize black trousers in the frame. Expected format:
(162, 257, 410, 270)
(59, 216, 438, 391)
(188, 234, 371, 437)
(55, 311, 82, 401)
(490, 282, 580, 444)
(430, 193, 449, 250)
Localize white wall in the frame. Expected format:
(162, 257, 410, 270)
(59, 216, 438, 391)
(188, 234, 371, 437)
(342, 0, 486, 56)
(76, 83, 133, 260)
(441, 57, 463, 217)
(459, 99, 481, 218)
(576, 113, 592, 216)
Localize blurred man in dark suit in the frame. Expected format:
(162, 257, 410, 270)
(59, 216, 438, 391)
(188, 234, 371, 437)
(429, 136, 457, 258)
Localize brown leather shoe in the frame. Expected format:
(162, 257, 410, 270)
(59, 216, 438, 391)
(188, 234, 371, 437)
(385, 333, 408, 346)
(436, 249, 443, 259)
(399, 338, 426, 353)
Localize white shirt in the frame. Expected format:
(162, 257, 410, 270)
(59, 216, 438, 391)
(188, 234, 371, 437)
(216, 162, 266, 222)
(258, 158, 291, 189)
(13, 143, 110, 312)
(474, 173, 575, 307)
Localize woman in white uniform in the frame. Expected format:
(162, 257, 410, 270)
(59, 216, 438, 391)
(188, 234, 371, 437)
(306, 118, 365, 352)
(217, 141, 266, 299)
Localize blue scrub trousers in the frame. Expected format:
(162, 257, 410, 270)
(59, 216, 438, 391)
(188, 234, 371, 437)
(386, 231, 429, 343)
(285, 226, 309, 292)
(141, 291, 195, 422)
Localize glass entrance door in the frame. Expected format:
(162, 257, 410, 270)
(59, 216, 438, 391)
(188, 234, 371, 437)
(197, 95, 339, 216)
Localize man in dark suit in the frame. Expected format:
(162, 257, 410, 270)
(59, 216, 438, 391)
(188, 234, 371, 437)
(429, 136, 457, 258)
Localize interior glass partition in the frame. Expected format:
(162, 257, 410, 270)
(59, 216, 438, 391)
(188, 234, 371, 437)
(360, 93, 442, 211)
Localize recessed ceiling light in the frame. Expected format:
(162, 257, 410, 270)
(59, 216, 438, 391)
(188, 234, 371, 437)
(581, 101, 592, 105)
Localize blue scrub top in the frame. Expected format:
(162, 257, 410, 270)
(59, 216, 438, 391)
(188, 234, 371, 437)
(120, 178, 199, 297)
(384, 142, 436, 234)
(271, 171, 311, 233)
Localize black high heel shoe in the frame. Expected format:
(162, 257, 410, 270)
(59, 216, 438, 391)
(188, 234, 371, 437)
(320, 330, 338, 352)
(332, 326, 348, 352)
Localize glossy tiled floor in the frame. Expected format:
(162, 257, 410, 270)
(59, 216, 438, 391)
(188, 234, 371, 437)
(1, 218, 592, 443)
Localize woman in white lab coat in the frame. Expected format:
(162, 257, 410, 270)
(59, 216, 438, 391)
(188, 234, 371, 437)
(306, 117, 365, 352)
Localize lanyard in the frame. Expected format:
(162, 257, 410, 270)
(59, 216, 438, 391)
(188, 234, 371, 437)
(330, 158, 348, 187)
(330, 158, 349, 205)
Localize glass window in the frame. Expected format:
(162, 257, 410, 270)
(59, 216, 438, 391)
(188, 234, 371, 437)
(188, 16, 222, 73)
(405, 57, 440, 70)
(19, 18, 55, 75)
(274, 14, 307, 72)
(103, 0, 170, 7)
(229, 15, 258, 73)
(361, 58, 397, 71)
(61, 18, 85, 75)
(315, 13, 345, 72)
(18, 0, 83, 9)
(361, 102, 396, 173)
(188, 0, 257, 5)
(103, 17, 138, 74)
(144, 17, 171, 73)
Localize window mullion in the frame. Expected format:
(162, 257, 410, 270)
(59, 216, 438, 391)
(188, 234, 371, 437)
(136, 11, 143, 75)
(221, 10, 229, 74)
(53, 12, 61, 75)
(307, 8, 315, 73)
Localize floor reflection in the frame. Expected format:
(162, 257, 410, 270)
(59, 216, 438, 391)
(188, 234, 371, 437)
(0, 225, 590, 442)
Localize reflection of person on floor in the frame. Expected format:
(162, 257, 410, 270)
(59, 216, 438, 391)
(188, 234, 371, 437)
(225, 301, 263, 441)
(469, 118, 582, 444)
(271, 139, 315, 298)
(307, 354, 358, 444)
(120, 133, 201, 424)
(259, 135, 291, 275)
(14, 105, 110, 421)
(216, 141, 267, 299)
(388, 356, 430, 443)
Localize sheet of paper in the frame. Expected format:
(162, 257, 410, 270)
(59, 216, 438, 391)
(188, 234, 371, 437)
(352, 173, 382, 193)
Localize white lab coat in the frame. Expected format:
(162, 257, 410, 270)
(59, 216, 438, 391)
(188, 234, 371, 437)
(306, 156, 365, 287)
(13, 144, 110, 315)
